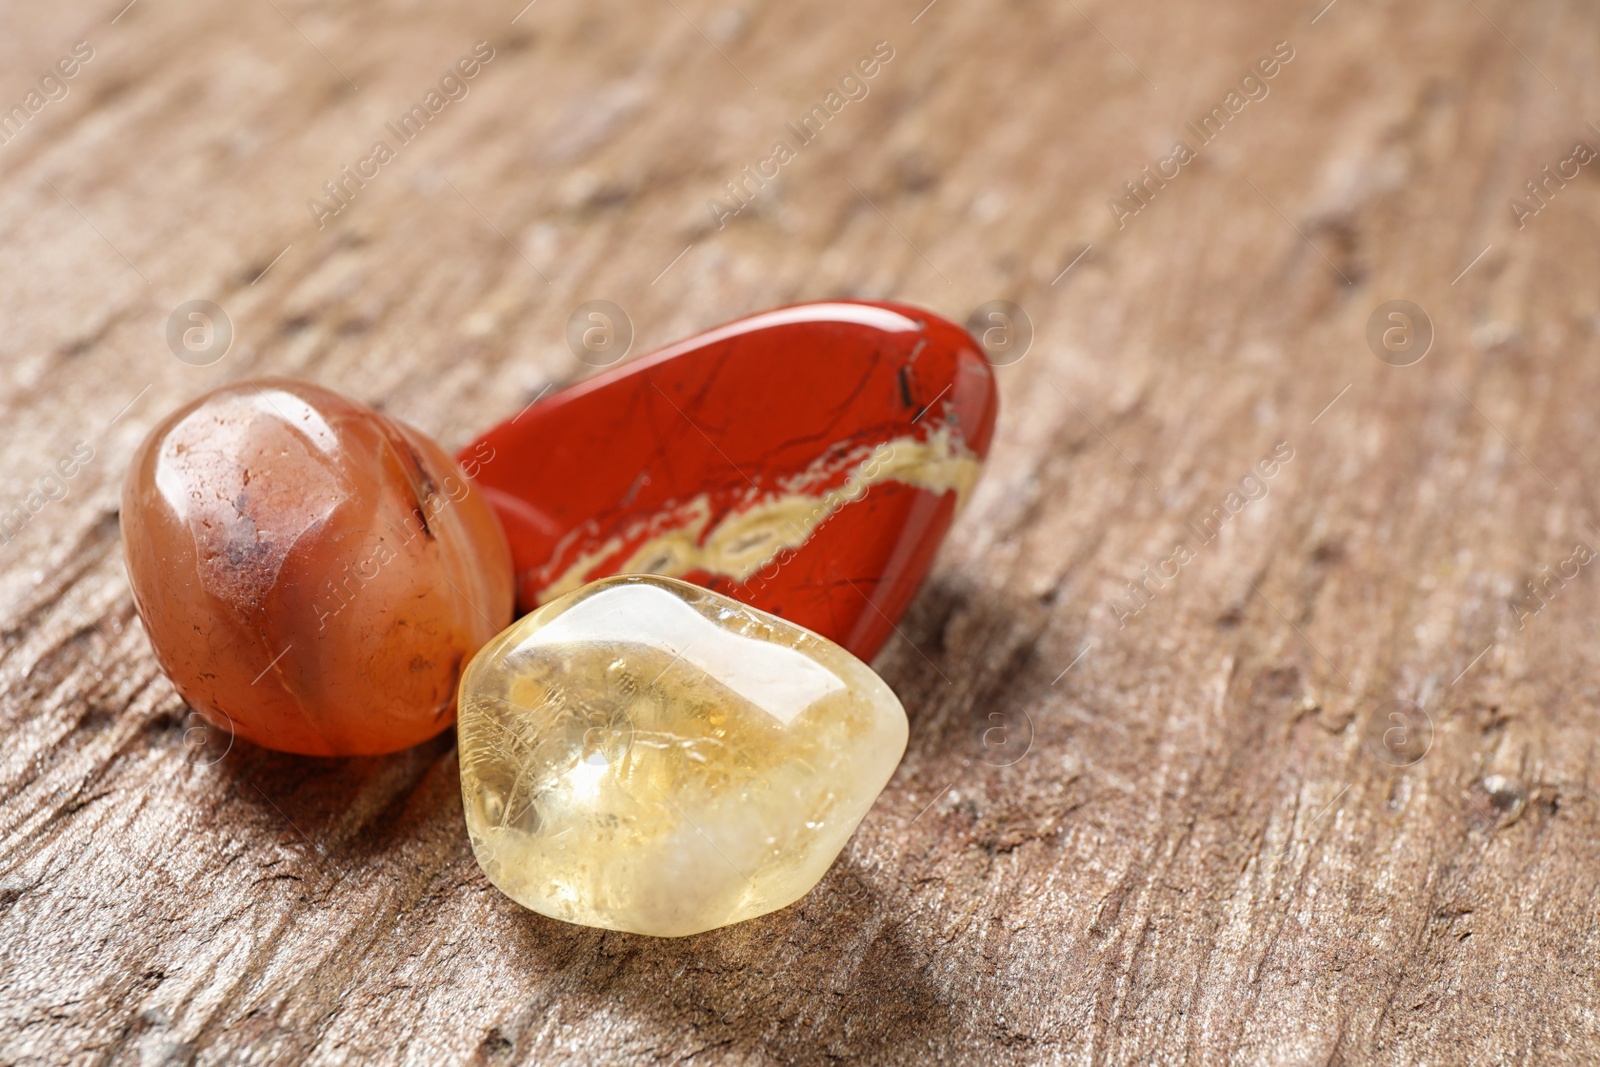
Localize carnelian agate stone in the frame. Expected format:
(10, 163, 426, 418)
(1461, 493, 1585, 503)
(121, 378, 513, 756)
(464, 301, 998, 662)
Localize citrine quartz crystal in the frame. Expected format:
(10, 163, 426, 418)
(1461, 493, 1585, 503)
(457, 574, 909, 936)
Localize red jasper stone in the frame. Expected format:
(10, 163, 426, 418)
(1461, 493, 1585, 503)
(463, 301, 998, 661)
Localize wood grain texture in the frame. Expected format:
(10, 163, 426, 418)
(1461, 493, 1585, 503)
(2, 0, 1599, 1062)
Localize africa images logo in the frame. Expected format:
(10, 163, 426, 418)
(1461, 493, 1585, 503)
(706, 41, 896, 229)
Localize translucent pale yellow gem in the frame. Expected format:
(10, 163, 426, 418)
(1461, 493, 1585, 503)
(456, 574, 909, 937)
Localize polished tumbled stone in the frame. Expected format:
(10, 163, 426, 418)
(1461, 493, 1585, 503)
(121, 378, 512, 756)
(464, 300, 998, 662)
(457, 574, 909, 937)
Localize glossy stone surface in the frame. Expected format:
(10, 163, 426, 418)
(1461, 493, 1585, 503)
(121, 378, 513, 756)
(463, 301, 998, 662)
(457, 574, 908, 937)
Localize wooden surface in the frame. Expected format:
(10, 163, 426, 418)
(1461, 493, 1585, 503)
(3, 0, 1599, 1062)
